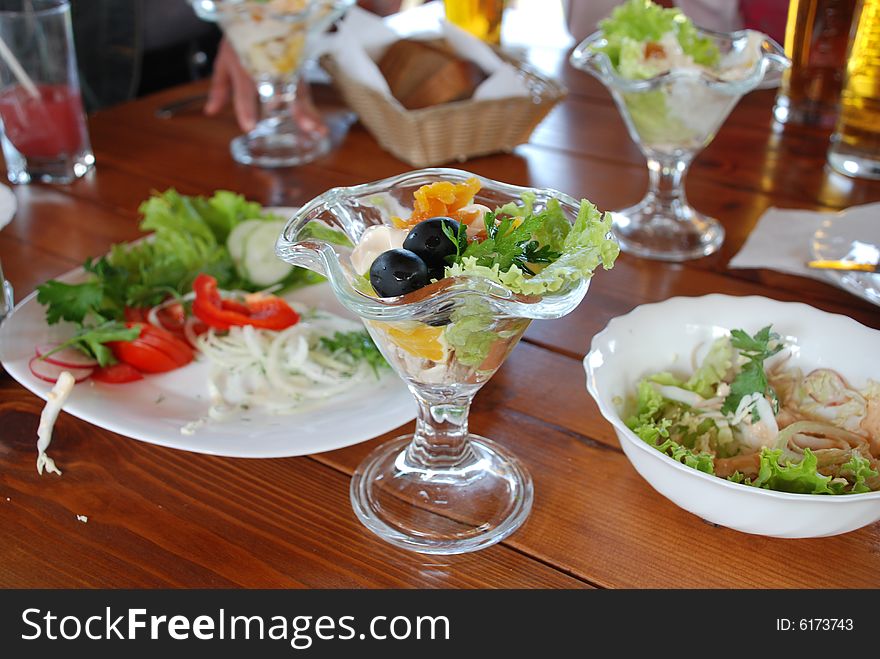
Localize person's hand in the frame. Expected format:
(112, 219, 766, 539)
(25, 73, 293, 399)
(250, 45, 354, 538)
(204, 39, 258, 132)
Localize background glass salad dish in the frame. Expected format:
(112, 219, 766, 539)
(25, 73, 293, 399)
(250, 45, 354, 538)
(277, 168, 618, 554)
(191, 0, 354, 167)
(570, 0, 789, 262)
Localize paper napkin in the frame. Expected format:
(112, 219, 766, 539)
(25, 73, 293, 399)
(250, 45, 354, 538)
(728, 206, 833, 282)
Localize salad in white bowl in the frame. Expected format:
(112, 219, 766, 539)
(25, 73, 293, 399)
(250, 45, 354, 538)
(584, 295, 880, 538)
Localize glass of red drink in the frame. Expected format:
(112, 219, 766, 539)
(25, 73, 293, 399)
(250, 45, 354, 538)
(0, 0, 94, 184)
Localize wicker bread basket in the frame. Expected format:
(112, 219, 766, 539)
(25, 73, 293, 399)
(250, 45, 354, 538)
(320, 49, 566, 167)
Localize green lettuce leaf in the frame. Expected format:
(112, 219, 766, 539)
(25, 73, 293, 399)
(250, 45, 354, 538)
(299, 220, 354, 247)
(621, 90, 695, 145)
(838, 453, 879, 495)
(185, 190, 266, 244)
(655, 437, 715, 474)
(446, 200, 618, 296)
(443, 296, 498, 367)
(595, 0, 720, 72)
(530, 198, 576, 253)
(685, 337, 734, 399)
(749, 448, 834, 494)
(618, 37, 666, 79)
(625, 383, 715, 474)
(731, 449, 878, 495)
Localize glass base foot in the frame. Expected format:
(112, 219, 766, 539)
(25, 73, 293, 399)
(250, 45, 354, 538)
(350, 434, 533, 555)
(230, 109, 355, 168)
(4, 150, 94, 185)
(611, 198, 724, 261)
(828, 149, 880, 180)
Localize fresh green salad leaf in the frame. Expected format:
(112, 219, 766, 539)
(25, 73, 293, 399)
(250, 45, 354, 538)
(730, 448, 878, 495)
(656, 436, 716, 474)
(444, 296, 499, 367)
(685, 336, 734, 399)
(319, 330, 387, 375)
(734, 448, 835, 495)
(839, 453, 879, 494)
(621, 90, 694, 144)
(625, 381, 716, 473)
(441, 221, 469, 265)
(299, 220, 353, 247)
(595, 0, 720, 72)
(36, 278, 107, 325)
(720, 325, 783, 417)
(445, 199, 619, 297)
(35, 189, 343, 360)
(36, 189, 327, 327)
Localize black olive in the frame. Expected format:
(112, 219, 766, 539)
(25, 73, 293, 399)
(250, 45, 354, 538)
(427, 263, 446, 283)
(369, 248, 429, 297)
(425, 301, 455, 327)
(402, 217, 460, 270)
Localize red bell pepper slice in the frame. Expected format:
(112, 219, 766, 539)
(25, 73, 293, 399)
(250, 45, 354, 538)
(191, 274, 299, 331)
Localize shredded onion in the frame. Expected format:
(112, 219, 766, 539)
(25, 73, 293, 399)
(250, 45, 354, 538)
(191, 309, 376, 425)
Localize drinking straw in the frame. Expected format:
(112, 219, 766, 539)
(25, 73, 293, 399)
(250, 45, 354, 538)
(0, 34, 39, 99)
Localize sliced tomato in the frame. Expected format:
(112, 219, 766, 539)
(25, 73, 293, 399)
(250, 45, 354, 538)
(108, 339, 180, 373)
(129, 323, 193, 367)
(91, 363, 144, 384)
(108, 323, 192, 374)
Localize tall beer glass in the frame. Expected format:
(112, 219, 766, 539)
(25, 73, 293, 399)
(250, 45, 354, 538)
(773, 0, 856, 127)
(443, 0, 505, 45)
(828, 0, 880, 179)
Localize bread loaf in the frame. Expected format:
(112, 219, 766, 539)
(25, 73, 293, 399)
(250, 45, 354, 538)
(378, 39, 486, 110)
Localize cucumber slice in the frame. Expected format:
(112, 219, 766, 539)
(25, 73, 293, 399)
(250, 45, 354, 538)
(227, 218, 264, 263)
(241, 220, 293, 287)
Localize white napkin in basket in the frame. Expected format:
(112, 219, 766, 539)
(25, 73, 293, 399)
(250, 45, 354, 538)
(325, 6, 531, 103)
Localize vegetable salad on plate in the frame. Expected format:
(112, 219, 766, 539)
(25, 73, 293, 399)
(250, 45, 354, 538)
(32, 189, 387, 428)
(624, 325, 880, 495)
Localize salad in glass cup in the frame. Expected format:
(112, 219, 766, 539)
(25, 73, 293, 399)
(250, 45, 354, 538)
(570, 0, 789, 261)
(276, 169, 618, 554)
(191, 0, 354, 167)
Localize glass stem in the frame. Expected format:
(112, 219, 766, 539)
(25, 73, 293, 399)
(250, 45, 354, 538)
(257, 78, 298, 125)
(405, 388, 478, 471)
(645, 156, 692, 218)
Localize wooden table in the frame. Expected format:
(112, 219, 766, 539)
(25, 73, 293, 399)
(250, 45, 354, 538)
(2, 47, 879, 589)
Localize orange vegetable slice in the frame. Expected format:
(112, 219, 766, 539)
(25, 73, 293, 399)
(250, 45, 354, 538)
(393, 177, 482, 228)
(382, 322, 446, 362)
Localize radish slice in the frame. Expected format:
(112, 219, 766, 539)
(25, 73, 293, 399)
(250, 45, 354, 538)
(35, 343, 98, 369)
(184, 315, 208, 349)
(29, 357, 93, 384)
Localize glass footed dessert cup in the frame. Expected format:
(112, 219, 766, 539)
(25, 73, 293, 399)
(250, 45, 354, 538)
(276, 168, 596, 554)
(571, 29, 788, 261)
(192, 0, 353, 167)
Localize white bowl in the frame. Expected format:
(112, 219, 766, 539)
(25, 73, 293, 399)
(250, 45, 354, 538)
(584, 294, 880, 538)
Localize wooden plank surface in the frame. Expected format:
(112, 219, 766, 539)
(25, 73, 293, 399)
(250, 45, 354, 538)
(1, 38, 880, 590)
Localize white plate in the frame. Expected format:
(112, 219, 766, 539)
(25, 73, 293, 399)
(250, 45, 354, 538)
(811, 202, 880, 307)
(0, 184, 15, 231)
(0, 271, 416, 459)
